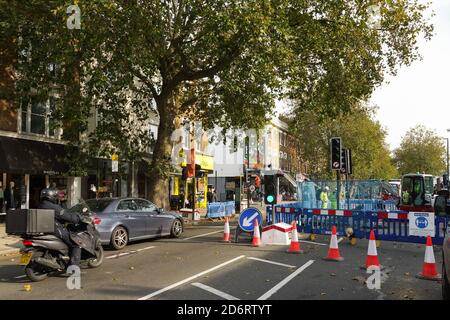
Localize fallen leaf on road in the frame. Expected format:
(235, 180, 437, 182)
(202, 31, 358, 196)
(403, 295, 409, 299)
(404, 272, 410, 276)
(330, 273, 336, 277)
(321, 292, 327, 296)
(352, 276, 366, 283)
(129, 267, 134, 270)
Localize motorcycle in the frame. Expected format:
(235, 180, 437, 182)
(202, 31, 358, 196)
(19, 208, 104, 282)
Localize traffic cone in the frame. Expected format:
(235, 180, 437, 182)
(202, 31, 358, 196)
(323, 225, 344, 261)
(365, 230, 381, 269)
(252, 219, 262, 247)
(223, 217, 230, 242)
(416, 236, 442, 281)
(287, 220, 303, 253)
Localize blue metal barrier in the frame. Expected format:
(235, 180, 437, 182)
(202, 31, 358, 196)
(207, 201, 236, 218)
(301, 209, 366, 238)
(365, 210, 449, 245)
(266, 205, 449, 245)
(224, 201, 236, 216)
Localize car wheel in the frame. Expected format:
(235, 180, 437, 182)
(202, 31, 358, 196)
(443, 261, 450, 300)
(110, 226, 128, 250)
(170, 219, 183, 238)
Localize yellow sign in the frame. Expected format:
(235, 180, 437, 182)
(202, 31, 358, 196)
(197, 154, 214, 171)
(111, 153, 119, 161)
(180, 150, 214, 171)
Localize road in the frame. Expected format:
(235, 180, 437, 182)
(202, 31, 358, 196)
(0, 225, 443, 300)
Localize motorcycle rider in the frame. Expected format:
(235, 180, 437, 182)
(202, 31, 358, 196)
(38, 187, 82, 269)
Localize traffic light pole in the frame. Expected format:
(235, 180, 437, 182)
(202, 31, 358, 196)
(336, 170, 340, 210)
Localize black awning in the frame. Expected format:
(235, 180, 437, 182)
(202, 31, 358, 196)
(0, 136, 69, 175)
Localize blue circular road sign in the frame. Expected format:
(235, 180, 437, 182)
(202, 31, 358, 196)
(415, 216, 428, 229)
(239, 207, 262, 232)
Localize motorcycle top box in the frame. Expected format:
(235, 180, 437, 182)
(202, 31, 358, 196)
(5, 209, 55, 235)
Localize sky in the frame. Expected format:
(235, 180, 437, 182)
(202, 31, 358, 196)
(370, 1, 450, 151)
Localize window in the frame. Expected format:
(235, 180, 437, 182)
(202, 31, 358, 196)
(135, 199, 157, 212)
(117, 199, 138, 211)
(20, 97, 58, 137)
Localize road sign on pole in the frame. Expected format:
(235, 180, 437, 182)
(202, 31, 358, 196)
(111, 153, 119, 173)
(239, 207, 262, 232)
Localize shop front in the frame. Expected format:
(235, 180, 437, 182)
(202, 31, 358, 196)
(170, 150, 214, 210)
(0, 136, 69, 212)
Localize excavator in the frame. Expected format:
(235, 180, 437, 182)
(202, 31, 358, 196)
(398, 173, 450, 215)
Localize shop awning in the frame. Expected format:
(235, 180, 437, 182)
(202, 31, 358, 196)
(0, 136, 69, 175)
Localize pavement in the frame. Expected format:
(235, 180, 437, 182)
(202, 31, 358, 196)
(0, 223, 22, 256)
(0, 223, 444, 300)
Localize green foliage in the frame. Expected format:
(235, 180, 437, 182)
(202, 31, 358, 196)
(393, 125, 446, 176)
(288, 104, 398, 180)
(1, 1, 433, 204)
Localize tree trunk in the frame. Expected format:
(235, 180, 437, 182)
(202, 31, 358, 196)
(148, 96, 177, 210)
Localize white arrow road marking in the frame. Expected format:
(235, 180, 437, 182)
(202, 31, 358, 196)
(242, 212, 259, 227)
(257, 260, 315, 300)
(191, 283, 240, 300)
(138, 255, 246, 300)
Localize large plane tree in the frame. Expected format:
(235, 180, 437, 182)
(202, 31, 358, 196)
(1, 1, 433, 208)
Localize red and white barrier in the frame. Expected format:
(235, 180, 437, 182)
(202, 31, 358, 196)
(261, 222, 295, 245)
(377, 212, 408, 220)
(312, 209, 353, 217)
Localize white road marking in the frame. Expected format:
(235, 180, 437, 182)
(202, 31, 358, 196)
(138, 255, 246, 300)
(191, 282, 240, 300)
(247, 257, 296, 269)
(14, 275, 26, 279)
(257, 260, 315, 300)
(299, 240, 327, 246)
(106, 246, 155, 259)
(182, 230, 223, 241)
(137, 246, 155, 252)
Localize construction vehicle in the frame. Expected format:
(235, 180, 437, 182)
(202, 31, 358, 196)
(398, 173, 450, 215)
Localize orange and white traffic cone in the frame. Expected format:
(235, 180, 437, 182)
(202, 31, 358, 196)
(323, 225, 343, 261)
(287, 220, 303, 253)
(252, 219, 262, 247)
(417, 236, 442, 281)
(223, 217, 230, 242)
(364, 230, 381, 269)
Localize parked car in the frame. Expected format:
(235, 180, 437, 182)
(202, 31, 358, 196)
(67, 198, 184, 250)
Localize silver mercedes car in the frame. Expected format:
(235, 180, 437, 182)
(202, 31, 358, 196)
(68, 198, 184, 250)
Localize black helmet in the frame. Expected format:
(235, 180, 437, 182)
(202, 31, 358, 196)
(40, 187, 58, 204)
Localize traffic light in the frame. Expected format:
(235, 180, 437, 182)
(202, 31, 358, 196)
(264, 175, 277, 205)
(347, 149, 353, 175)
(340, 148, 348, 174)
(330, 137, 342, 170)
